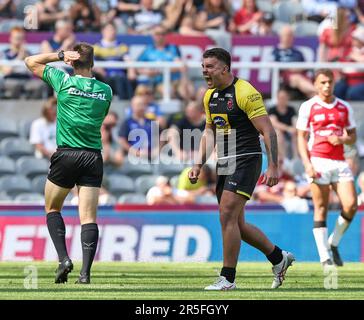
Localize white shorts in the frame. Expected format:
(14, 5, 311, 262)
(309, 157, 354, 185)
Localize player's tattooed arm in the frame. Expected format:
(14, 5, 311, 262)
(251, 115, 279, 187)
(268, 129, 278, 167)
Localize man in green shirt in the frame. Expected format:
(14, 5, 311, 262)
(25, 43, 112, 285)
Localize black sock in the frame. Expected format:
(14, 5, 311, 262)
(220, 267, 236, 283)
(266, 246, 283, 265)
(80, 223, 99, 275)
(46, 212, 69, 262)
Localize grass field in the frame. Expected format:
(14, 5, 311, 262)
(0, 262, 363, 300)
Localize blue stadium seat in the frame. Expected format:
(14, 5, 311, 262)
(294, 21, 319, 36)
(169, 175, 180, 189)
(118, 161, 153, 178)
(157, 163, 186, 178)
(0, 156, 16, 176)
(31, 175, 47, 194)
(106, 174, 135, 197)
(14, 192, 45, 203)
(0, 137, 34, 159)
(0, 119, 18, 140)
(118, 193, 147, 204)
(273, 1, 304, 23)
(16, 156, 49, 179)
(135, 175, 160, 194)
(0, 175, 32, 197)
(195, 195, 218, 204)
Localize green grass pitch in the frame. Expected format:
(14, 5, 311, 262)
(0, 262, 363, 300)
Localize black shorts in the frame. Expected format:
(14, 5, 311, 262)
(48, 147, 103, 188)
(216, 154, 262, 203)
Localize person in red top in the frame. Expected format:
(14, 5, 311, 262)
(334, 26, 364, 100)
(232, 0, 263, 35)
(296, 69, 358, 267)
(318, 7, 355, 63)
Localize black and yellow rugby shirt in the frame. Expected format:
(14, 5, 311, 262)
(203, 77, 267, 159)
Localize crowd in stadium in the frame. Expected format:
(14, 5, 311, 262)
(1, 0, 364, 209)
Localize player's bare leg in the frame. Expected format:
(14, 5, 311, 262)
(310, 183, 332, 265)
(75, 186, 100, 284)
(329, 181, 358, 266)
(238, 209, 295, 288)
(205, 190, 243, 290)
(45, 179, 73, 283)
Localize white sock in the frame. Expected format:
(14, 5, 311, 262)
(313, 227, 331, 262)
(328, 215, 351, 247)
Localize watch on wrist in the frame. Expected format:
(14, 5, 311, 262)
(58, 50, 65, 61)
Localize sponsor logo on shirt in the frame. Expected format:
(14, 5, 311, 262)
(247, 93, 261, 102)
(213, 92, 219, 98)
(227, 99, 233, 110)
(314, 114, 325, 122)
(67, 88, 106, 100)
(225, 93, 233, 98)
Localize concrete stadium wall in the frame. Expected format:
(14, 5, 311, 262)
(0, 207, 363, 262)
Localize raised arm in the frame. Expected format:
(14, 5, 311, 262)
(24, 51, 80, 78)
(250, 115, 279, 187)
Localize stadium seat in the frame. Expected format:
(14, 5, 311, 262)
(135, 175, 160, 194)
(0, 191, 11, 202)
(157, 163, 186, 178)
(294, 21, 319, 36)
(273, 1, 305, 23)
(291, 158, 305, 177)
(0, 137, 34, 159)
(256, 0, 274, 13)
(195, 195, 218, 204)
(0, 156, 16, 176)
(18, 119, 34, 139)
(0, 119, 18, 140)
(14, 192, 45, 203)
(118, 193, 147, 204)
(0, 175, 32, 197)
(107, 174, 135, 197)
(31, 175, 47, 194)
(16, 156, 49, 179)
(118, 161, 153, 178)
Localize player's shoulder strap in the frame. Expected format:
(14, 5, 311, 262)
(234, 78, 267, 120)
(203, 88, 216, 124)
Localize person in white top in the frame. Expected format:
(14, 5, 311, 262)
(29, 97, 57, 159)
(296, 68, 358, 267)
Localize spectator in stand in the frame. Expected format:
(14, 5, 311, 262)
(131, 84, 166, 128)
(163, 0, 205, 35)
(168, 100, 205, 162)
(93, 22, 136, 100)
(195, 0, 232, 32)
(101, 111, 124, 170)
(146, 175, 180, 205)
(137, 25, 194, 101)
(0, 0, 16, 20)
(118, 95, 158, 161)
(27, 0, 68, 31)
(255, 11, 275, 36)
(303, 0, 356, 23)
(268, 88, 298, 160)
(40, 19, 76, 53)
(318, 7, 355, 63)
(129, 0, 164, 34)
(29, 97, 57, 159)
(280, 180, 310, 214)
(0, 27, 46, 98)
(231, 0, 263, 35)
(272, 25, 316, 99)
(176, 165, 214, 203)
(69, 0, 101, 32)
(106, 0, 141, 31)
(334, 26, 364, 100)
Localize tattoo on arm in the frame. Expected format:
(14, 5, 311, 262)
(269, 130, 278, 166)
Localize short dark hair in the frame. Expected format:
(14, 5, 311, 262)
(314, 68, 334, 81)
(72, 42, 94, 69)
(203, 48, 231, 72)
